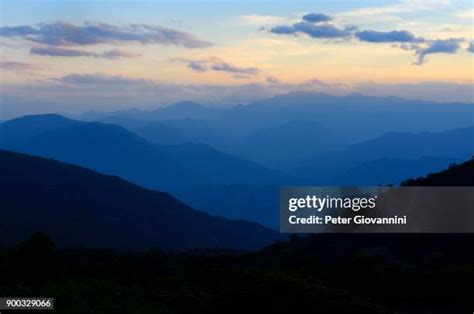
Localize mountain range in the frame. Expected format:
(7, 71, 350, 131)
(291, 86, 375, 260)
(293, 127, 474, 184)
(0, 149, 282, 250)
(1, 148, 472, 250)
(0, 114, 288, 191)
(80, 92, 474, 140)
(78, 92, 474, 168)
(1, 92, 473, 228)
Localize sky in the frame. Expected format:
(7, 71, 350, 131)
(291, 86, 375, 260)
(0, 0, 473, 118)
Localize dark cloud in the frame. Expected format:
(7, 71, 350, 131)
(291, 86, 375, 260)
(355, 30, 422, 43)
(468, 41, 474, 53)
(52, 73, 154, 86)
(268, 13, 422, 44)
(415, 38, 463, 65)
(211, 61, 259, 75)
(30, 46, 140, 59)
(270, 22, 353, 39)
(0, 61, 44, 71)
(0, 21, 212, 48)
(295, 22, 353, 38)
(269, 25, 297, 35)
(268, 11, 355, 40)
(176, 58, 259, 77)
(302, 13, 332, 23)
(354, 30, 465, 65)
(0, 25, 37, 37)
(267, 12, 466, 65)
(187, 61, 208, 72)
(30, 46, 98, 57)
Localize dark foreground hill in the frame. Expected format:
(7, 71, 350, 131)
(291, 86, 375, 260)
(1, 159, 473, 313)
(402, 157, 474, 186)
(0, 149, 282, 251)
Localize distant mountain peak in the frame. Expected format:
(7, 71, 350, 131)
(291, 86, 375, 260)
(0, 114, 80, 142)
(171, 101, 204, 107)
(3, 113, 74, 124)
(157, 101, 206, 112)
(346, 92, 364, 98)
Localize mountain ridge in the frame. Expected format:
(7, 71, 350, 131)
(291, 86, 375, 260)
(0, 114, 288, 190)
(0, 149, 282, 250)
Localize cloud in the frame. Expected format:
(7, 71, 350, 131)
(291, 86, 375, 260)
(51, 73, 154, 86)
(302, 13, 332, 23)
(176, 57, 259, 77)
(0, 61, 44, 71)
(355, 30, 423, 43)
(187, 61, 208, 72)
(270, 22, 353, 39)
(304, 78, 351, 88)
(399, 43, 421, 51)
(30, 46, 98, 57)
(268, 12, 357, 40)
(2, 76, 472, 119)
(0, 25, 38, 37)
(266, 10, 465, 65)
(101, 49, 141, 59)
(0, 21, 212, 48)
(210, 61, 259, 75)
(414, 38, 463, 65)
(468, 42, 474, 53)
(266, 76, 280, 84)
(30, 46, 140, 59)
(232, 74, 254, 80)
(269, 25, 297, 35)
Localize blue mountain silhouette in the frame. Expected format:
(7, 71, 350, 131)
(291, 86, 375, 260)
(0, 114, 289, 191)
(0, 149, 282, 250)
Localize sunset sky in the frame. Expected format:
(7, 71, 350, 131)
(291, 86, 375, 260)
(1, 0, 473, 117)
